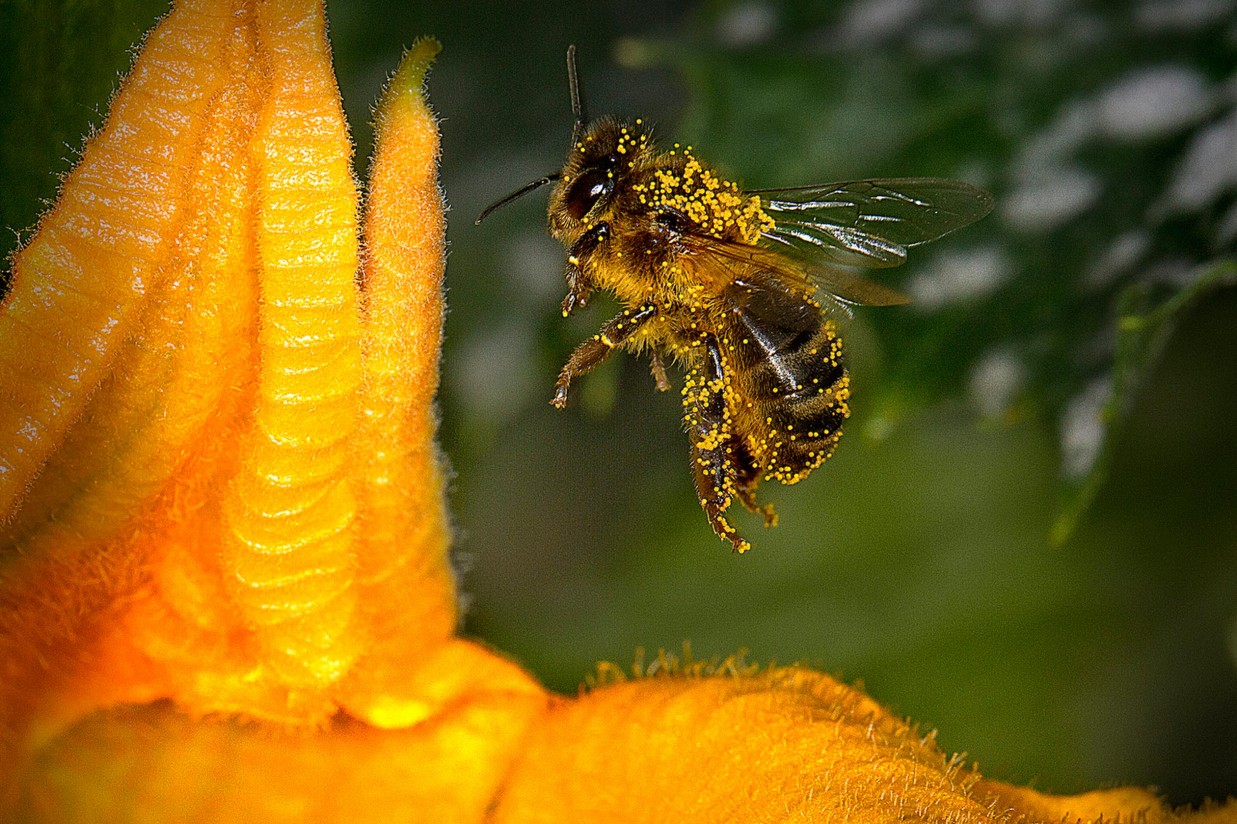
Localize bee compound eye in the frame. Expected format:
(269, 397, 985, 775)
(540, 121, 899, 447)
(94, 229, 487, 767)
(565, 167, 612, 221)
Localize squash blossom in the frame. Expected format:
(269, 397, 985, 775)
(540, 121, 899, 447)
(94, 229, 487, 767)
(0, 1, 1232, 821)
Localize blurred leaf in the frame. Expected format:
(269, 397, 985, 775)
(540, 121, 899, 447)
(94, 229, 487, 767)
(1053, 260, 1237, 544)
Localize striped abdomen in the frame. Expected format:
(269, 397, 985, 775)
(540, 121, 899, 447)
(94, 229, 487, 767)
(727, 284, 851, 485)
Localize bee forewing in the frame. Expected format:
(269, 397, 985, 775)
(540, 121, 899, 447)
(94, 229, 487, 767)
(755, 178, 995, 270)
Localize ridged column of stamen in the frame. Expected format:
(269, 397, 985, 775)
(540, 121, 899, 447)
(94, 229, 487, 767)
(337, 41, 457, 726)
(0, 0, 234, 525)
(221, 0, 364, 691)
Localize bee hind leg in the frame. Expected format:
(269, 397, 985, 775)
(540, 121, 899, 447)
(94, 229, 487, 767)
(689, 438, 749, 554)
(734, 443, 777, 528)
(684, 336, 751, 553)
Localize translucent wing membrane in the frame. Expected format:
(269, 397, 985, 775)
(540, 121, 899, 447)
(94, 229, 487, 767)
(680, 234, 910, 307)
(754, 178, 995, 269)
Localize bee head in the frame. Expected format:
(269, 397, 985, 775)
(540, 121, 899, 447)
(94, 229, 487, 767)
(548, 117, 653, 230)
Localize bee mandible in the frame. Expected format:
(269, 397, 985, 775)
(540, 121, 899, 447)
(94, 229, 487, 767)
(477, 47, 993, 553)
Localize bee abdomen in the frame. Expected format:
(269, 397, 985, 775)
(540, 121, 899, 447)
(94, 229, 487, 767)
(750, 321, 851, 485)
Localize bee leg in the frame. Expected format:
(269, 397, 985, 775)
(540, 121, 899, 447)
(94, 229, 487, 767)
(561, 223, 609, 316)
(733, 442, 777, 528)
(561, 264, 593, 317)
(552, 304, 657, 408)
(649, 350, 671, 392)
(691, 443, 749, 553)
(685, 336, 750, 553)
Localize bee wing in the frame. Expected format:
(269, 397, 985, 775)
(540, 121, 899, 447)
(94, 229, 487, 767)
(752, 178, 995, 269)
(681, 233, 910, 307)
(677, 236, 824, 360)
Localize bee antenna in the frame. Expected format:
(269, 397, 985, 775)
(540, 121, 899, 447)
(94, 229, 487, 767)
(474, 172, 562, 225)
(567, 44, 587, 145)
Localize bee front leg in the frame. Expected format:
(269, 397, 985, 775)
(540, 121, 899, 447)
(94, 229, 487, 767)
(561, 222, 609, 316)
(684, 336, 750, 553)
(552, 304, 657, 408)
(561, 263, 594, 317)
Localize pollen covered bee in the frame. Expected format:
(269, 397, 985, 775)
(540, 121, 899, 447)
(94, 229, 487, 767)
(477, 48, 993, 552)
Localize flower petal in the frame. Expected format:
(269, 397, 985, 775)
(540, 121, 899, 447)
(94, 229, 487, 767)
(0, 0, 234, 525)
(17, 665, 543, 823)
(336, 38, 463, 726)
(1, 0, 477, 760)
(490, 663, 1237, 823)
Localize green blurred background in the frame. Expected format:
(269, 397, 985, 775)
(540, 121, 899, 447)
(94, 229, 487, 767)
(3, 0, 1235, 806)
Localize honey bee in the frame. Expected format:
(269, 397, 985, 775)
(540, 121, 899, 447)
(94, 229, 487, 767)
(477, 47, 993, 552)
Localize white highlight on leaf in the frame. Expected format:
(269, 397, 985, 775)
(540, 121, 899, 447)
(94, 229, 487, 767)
(973, 0, 1066, 27)
(1143, 258, 1206, 289)
(1094, 65, 1213, 140)
(909, 24, 977, 58)
(1060, 377, 1112, 480)
(1218, 201, 1237, 247)
(838, 0, 925, 44)
(1087, 231, 1151, 289)
(908, 245, 1010, 309)
(1135, 0, 1237, 31)
(1163, 110, 1237, 212)
(715, 2, 779, 46)
(968, 349, 1026, 418)
(1015, 99, 1097, 177)
(1003, 165, 1102, 232)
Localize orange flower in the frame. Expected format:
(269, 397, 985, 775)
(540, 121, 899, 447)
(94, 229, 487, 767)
(0, 1, 1233, 821)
